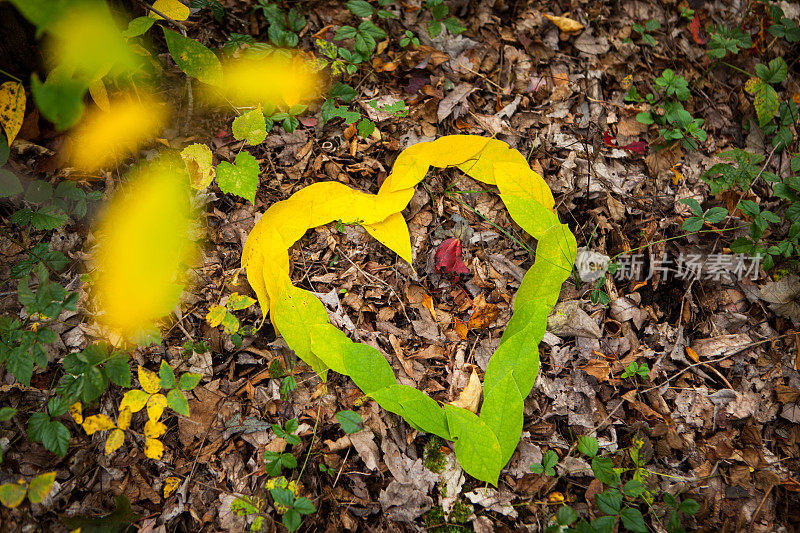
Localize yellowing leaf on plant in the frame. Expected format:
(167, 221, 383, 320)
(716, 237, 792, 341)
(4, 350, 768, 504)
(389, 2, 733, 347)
(543, 13, 584, 32)
(180, 143, 215, 190)
(88, 77, 110, 112)
(105, 428, 125, 455)
(0, 481, 27, 508)
(69, 402, 83, 424)
(150, 0, 190, 21)
(162, 27, 223, 87)
(65, 95, 167, 172)
(449, 368, 483, 413)
(227, 292, 256, 311)
(138, 366, 161, 394)
(147, 393, 168, 422)
(82, 414, 116, 435)
(232, 106, 267, 146)
(145, 438, 164, 460)
(0, 81, 25, 145)
(92, 156, 197, 337)
(144, 419, 168, 439)
(206, 305, 227, 327)
(120, 389, 150, 413)
(26, 472, 56, 504)
(163, 476, 181, 498)
(117, 406, 133, 431)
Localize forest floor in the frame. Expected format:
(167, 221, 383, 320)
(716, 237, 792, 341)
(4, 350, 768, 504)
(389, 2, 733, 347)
(1, 0, 800, 532)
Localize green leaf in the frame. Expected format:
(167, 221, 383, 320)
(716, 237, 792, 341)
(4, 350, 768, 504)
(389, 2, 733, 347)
(745, 77, 780, 127)
(271, 487, 295, 508)
(590, 516, 617, 533)
(0, 169, 23, 198)
(227, 293, 256, 310)
(679, 498, 700, 515)
(442, 17, 466, 35)
(330, 82, 358, 102)
(703, 207, 728, 224)
(167, 389, 190, 416)
(283, 508, 302, 532)
(356, 117, 375, 138)
(220, 311, 239, 334)
(557, 505, 578, 525)
(335, 25, 357, 40)
(577, 435, 599, 457)
(335, 410, 363, 434)
(231, 496, 259, 515)
(623, 480, 645, 498)
(105, 353, 131, 387)
(0, 407, 17, 421)
(678, 198, 702, 216)
(216, 151, 260, 203)
(293, 496, 316, 515)
(444, 405, 503, 484)
(232, 108, 267, 145)
(591, 456, 620, 486)
(41, 420, 70, 456)
(27, 472, 56, 504)
(0, 482, 27, 508)
(347, 0, 374, 17)
(159, 360, 177, 389)
(122, 16, 155, 38)
(358, 20, 386, 40)
(595, 489, 623, 515)
(619, 507, 647, 532)
(31, 205, 68, 230)
(682, 216, 704, 232)
(0, 132, 9, 165)
(162, 27, 224, 87)
(5, 345, 33, 385)
(179, 372, 202, 391)
(756, 57, 788, 84)
(30, 72, 86, 131)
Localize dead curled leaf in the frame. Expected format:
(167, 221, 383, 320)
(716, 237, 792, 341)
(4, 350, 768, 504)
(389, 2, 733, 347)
(543, 13, 585, 33)
(449, 368, 482, 413)
(467, 293, 499, 329)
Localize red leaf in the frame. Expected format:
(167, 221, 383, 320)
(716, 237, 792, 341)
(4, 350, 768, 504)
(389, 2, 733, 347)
(689, 15, 706, 45)
(620, 140, 648, 154)
(435, 238, 469, 275)
(603, 130, 616, 147)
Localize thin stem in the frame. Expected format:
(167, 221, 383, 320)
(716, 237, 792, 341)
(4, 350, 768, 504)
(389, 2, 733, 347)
(609, 224, 751, 261)
(0, 68, 22, 83)
(298, 399, 322, 479)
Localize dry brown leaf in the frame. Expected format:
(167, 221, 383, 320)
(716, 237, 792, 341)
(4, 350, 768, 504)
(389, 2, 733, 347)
(449, 368, 482, 413)
(581, 359, 611, 382)
(468, 294, 500, 329)
(453, 319, 469, 340)
(422, 293, 438, 321)
(543, 13, 584, 33)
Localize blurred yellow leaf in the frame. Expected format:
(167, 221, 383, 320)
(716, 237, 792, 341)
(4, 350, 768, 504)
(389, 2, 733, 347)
(543, 13, 584, 32)
(144, 419, 167, 438)
(138, 366, 161, 394)
(120, 389, 150, 413)
(105, 428, 125, 454)
(69, 402, 83, 425)
(0, 81, 25, 145)
(449, 368, 482, 413)
(88, 78, 110, 112)
(117, 406, 132, 431)
(82, 414, 116, 435)
(65, 96, 167, 171)
(215, 54, 320, 109)
(163, 476, 181, 498)
(144, 438, 164, 460)
(180, 143, 215, 189)
(93, 156, 197, 336)
(150, 0, 190, 21)
(147, 393, 168, 422)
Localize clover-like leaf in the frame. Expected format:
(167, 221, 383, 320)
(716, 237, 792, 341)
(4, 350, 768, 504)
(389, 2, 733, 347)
(0, 481, 27, 508)
(167, 389, 190, 416)
(159, 360, 177, 390)
(179, 372, 202, 391)
(144, 419, 168, 439)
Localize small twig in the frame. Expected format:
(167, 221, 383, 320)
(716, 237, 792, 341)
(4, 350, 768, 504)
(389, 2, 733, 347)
(298, 399, 323, 479)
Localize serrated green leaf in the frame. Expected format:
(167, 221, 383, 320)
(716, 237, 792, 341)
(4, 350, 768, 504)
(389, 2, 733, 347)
(232, 107, 267, 145)
(41, 420, 70, 456)
(745, 77, 780, 127)
(0, 407, 17, 421)
(595, 489, 623, 515)
(577, 435, 599, 457)
(347, 0, 374, 17)
(31, 205, 68, 230)
(162, 27, 223, 87)
(105, 353, 131, 387)
(216, 151, 260, 203)
(619, 507, 647, 532)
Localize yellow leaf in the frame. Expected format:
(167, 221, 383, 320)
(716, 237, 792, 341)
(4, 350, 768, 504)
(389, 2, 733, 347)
(543, 13, 584, 32)
(0, 481, 27, 508)
(144, 419, 167, 439)
(150, 0, 190, 21)
(0, 81, 25, 145)
(120, 389, 150, 413)
(82, 414, 116, 435)
(92, 156, 198, 337)
(65, 95, 167, 171)
(147, 393, 168, 422)
(163, 476, 181, 498)
(69, 402, 83, 425)
(180, 143, 215, 189)
(144, 438, 164, 460)
(449, 368, 483, 413)
(88, 77, 110, 112)
(105, 428, 125, 454)
(205, 305, 228, 328)
(138, 366, 161, 394)
(117, 406, 133, 431)
(27, 472, 56, 504)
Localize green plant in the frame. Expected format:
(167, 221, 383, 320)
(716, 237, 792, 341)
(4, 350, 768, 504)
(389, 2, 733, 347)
(679, 7, 695, 20)
(189, 0, 224, 21)
(230, 476, 315, 533)
(254, 1, 306, 48)
(264, 450, 298, 476)
(273, 418, 301, 446)
(706, 25, 752, 58)
(400, 29, 419, 47)
(206, 292, 257, 347)
(631, 19, 660, 46)
(530, 449, 558, 476)
(56, 342, 131, 404)
(767, 3, 800, 43)
(425, 0, 466, 38)
(679, 198, 728, 232)
(336, 410, 363, 434)
(745, 57, 788, 128)
(633, 69, 706, 150)
(621, 361, 650, 381)
(0, 472, 56, 508)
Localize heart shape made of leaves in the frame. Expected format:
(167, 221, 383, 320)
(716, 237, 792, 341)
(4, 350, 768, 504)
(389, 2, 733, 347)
(242, 135, 577, 483)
